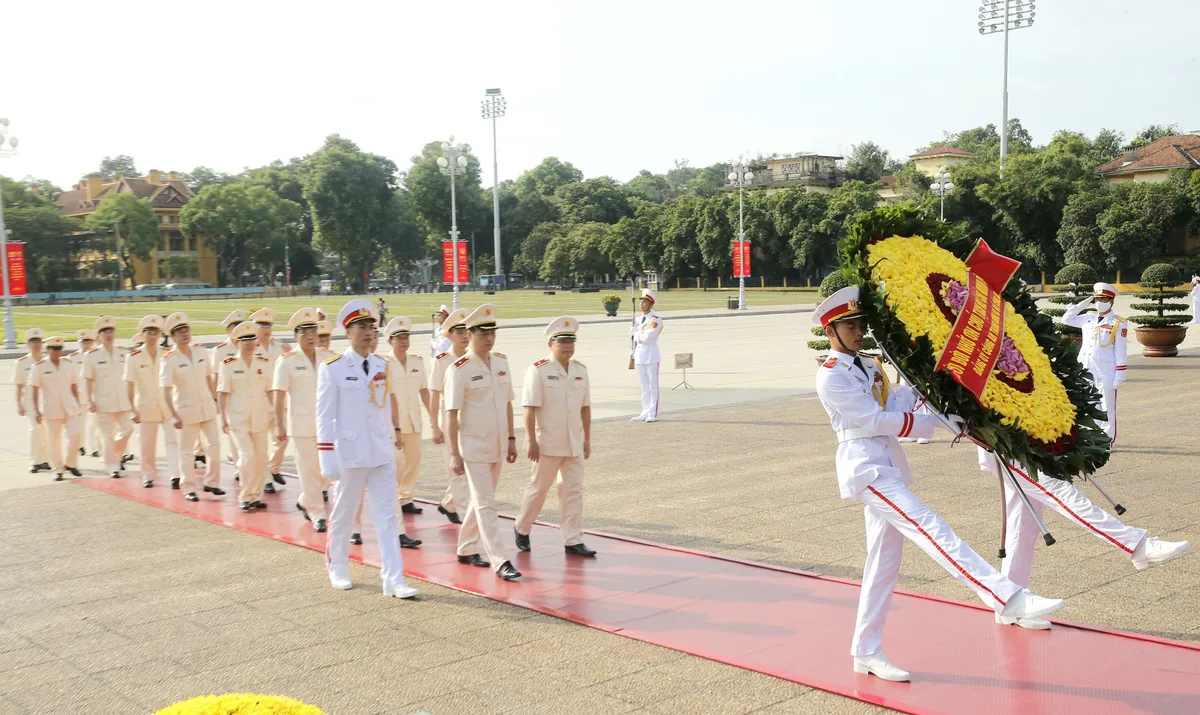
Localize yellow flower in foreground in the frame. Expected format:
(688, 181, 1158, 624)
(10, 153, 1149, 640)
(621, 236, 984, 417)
(155, 693, 325, 715)
(867, 235, 1076, 442)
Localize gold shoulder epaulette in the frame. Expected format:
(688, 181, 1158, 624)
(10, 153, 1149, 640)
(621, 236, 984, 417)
(1115, 314, 1127, 322)
(84, 347, 98, 353)
(493, 351, 506, 359)
(256, 355, 269, 362)
(323, 354, 340, 365)
(571, 359, 586, 368)
(17, 355, 28, 362)
(35, 358, 46, 365)
(411, 353, 422, 359)
(163, 348, 174, 356)
(129, 348, 142, 356)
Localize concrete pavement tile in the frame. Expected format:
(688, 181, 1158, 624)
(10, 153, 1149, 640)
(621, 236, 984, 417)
(374, 638, 483, 671)
(592, 660, 772, 707)
(389, 672, 581, 715)
(750, 690, 891, 714)
(0, 645, 58, 673)
(522, 687, 644, 714)
(118, 673, 239, 712)
(317, 655, 479, 704)
(10, 679, 144, 715)
(0, 628, 32, 654)
(644, 672, 800, 715)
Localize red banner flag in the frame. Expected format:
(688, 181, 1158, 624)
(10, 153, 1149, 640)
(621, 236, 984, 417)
(6, 243, 26, 296)
(935, 272, 1005, 403)
(442, 241, 469, 284)
(965, 238, 1021, 293)
(732, 241, 752, 277)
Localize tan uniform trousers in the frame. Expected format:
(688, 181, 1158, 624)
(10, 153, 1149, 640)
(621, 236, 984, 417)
(292, 436, 327, 522)
(458, 460, 511, 571)
(95, 411, 134, 472)
(233, 429, 268, 503)
(438, 441, 471, 516)
(26, 410, 49, 466)
(83, 410, 101, 454)
(179, 420, 220, 492)
(45, 416, 81, 474)
(395, 432, 421, 505)
(515, 456, 585, 546)
(139, 420, 180, 483)
(267, 411, 286, 476)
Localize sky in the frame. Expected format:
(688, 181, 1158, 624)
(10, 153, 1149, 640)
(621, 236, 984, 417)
(2, 0, 1196, 191)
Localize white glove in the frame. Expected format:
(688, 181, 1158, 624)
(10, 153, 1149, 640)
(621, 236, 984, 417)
(319, 450, 339, 481)
(1113, 374, 1125, 389)
(940, 414, 966, 436)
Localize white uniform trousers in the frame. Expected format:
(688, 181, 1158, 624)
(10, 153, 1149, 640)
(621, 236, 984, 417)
(138, 420, 180, 483)
(458, 460, 511, 572)
(224, 428, 240, 465)
(852, 474, 1022, 657)
(395, 433, 421, 505)
(293, 436, 327, 522)
(25, 410, 49, 466)
(232, 429, 269, 503)
(1192, 296, 1200, 325)
(438, 441, 471, 516)
(45, 416, 81, 474)
(994, 464, 1146, 588)
(83, 410, 101, 455)
(1087, 365, 1118, 443)
(178, 420, 220, 493)
(515, 455, 585, 546)
(635, 362, 660, 418)
(95, 411, 134, 473)
(326, 463, 406, 588)
(266, 411, 286, 476)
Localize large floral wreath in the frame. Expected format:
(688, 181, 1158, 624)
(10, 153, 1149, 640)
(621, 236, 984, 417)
(839, 207, 1110, 481)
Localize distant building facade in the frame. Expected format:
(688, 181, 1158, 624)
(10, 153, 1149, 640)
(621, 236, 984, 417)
(909, 145, 973, 178)
(721, 153, 846, 195)
(1095, 134, 1200, 184)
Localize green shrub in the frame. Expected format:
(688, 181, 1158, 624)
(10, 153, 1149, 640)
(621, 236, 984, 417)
(818, 271, 848, 298)
(1140, 262, 1180, 288)
(808, 336, 878, 352)
(1128, 315, 1193, 327)
(1054, 264, 1099, 285)
(1133, 263, 1191, 328)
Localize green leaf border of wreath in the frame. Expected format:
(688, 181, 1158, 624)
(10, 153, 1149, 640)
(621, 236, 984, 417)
(838, 205, 1110, 482)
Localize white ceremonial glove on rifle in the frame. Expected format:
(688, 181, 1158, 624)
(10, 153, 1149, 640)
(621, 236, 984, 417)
(939, 414, 967, 437)
(319, 451, 340, 482)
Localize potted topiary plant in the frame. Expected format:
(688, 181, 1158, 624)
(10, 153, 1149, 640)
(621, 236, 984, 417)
(1042, 263, 1099, 345)
(602, 293, 622, 317)
(1129, 263, 1191, 357)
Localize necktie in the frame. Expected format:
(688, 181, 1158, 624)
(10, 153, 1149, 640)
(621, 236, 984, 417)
(362, 358, 370, 376)
(852, 355, 868, 376)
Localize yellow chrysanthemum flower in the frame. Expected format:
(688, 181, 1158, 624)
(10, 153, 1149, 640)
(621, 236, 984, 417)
(155, 693, 325, 715)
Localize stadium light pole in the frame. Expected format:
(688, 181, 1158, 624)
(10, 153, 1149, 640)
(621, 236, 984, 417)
(978, 0, 1036, 172)
(437, 137, 469, 310)
(931, 169, 954, 222)
(0, 118, 21, 348)
(481, 89, 506, 287)
(726, 158, 754, 311)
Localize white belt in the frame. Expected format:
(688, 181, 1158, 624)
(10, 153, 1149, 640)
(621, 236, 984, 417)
(836, 428, 879, 443)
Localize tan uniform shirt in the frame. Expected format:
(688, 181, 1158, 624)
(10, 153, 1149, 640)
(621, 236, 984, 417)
(14, 354, 38, 409)
(123, 347, 170, 423)
(523, 356, 590, 458)
(428, 349, 457, 427)
(273, 350, 320, 437)
(209, 339, 237, 375)
(29, 358, 80, 420)
(159, 347, 217, 424)
(386, 352, 426, 433)
(444, 350, 514, 463)
(81, 346, 131, 412)
(218, 355, 272, 433)
(253, 339, 290, 379)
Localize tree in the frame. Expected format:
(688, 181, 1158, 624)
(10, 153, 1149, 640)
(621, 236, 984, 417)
(1057, 186, 1115, 269)
(657, 195, 705, 278)
(625, 170, 673, 203)
(931, 119, 1034, 158)
(1091, 128, 1125, 165)
(513, 222, 565, 278)
(245, 160, 319, 281)
(686, 163, 731, 198)
(182, 166, 236, 194)
(555, 177, 631, 224)
(84, 193, 160, 285)
(404, 140, 489, 255)
(0, 177, 86, 291)
(1130, 123, 1180, 148)
(846, 141, 903, 182)
(604, 200, 663, 277)
(160, 255, 199, 280)
(513, 157, 583, 199)
(775, 188, 833, 279)
(97, 155, 138, 179)
(823, 180, 882, 243)
(540, 222, 612, 282)
(1098, 178, 1189, 274)
(180, 182, 302, 286)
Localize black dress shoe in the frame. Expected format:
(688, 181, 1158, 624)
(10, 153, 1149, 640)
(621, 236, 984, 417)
(457, 554, 491, 568)
(36, 462, 51, 471)
(314, 519, 327, 533)
(240, 501, 252, 511)
(272, 473, 285, 485)
(565, 544, 597, 557)
(170, 477, 180, 490)
(195, 454, 206, 465)
(438, 505, 461, 524)
(350, 533, 363, 545)
(399, 534, 422, 549)
(110, 471, 121, 479)
(515, 529, 531, 552)
(53, 473, 64, 481)
(89, 451, 99, 458)
(142, 480, 153, 488)
(401, 502, 423, 514)
(67, 467, 81, 477)
(185, 493, 199, 502)
(203, 486, 226, 496)
(322, 490, 328, 502)
(29, 465, 38, 474)
(121, 454, 135, 464)
(253, 501, 268, 509)
(263, 483, 275, 494)
(296, 502, 310, 521)
(497, 561, 522, 581)
(78, 447, 85, 457)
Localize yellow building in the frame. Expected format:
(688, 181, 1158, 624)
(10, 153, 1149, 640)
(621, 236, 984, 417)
(910, 145, 973, 178)
(56, 170, 218, 287)
(1095, 134, 1200, 184)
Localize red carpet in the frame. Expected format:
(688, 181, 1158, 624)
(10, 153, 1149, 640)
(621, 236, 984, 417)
(79, 469, 1200, 714)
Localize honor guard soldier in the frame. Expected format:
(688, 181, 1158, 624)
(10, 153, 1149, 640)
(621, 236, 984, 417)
(220, 322, 272, 511)
(430, 305, 452, 357)
(1190, 275, 1200, 325)
(427, 308, 471, 524)
(515, 317, 596, 557)
(29, 337, 82, 481)
(444, 304, 521, 580)
(813, 287, 1066, 682)
(1062, 283, 1127, 444)
(159, 312, 225, 500)
(212, 310, 248, 466)
(383, 316, 430, 514)
(82, 316, 134, 477)
(15, 328, 51, 472)
(274, 308, 330, 531)
(318, 299, 419, 598)
(69, 330, 102, 458)
(630, 289, 663, 422)
(249, 308, 291, 487)
(124, 316, 180, 489)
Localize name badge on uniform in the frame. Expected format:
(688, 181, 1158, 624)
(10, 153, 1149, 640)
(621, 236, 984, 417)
(234, 370, 244, 374)
(98, 361, 107, 365)
(471, 375, 484, 382)
(178, 363, 187, 368)
(547, 375, 559, 380)
(346, 376, 358, 381)
(295, 366, 306, 371)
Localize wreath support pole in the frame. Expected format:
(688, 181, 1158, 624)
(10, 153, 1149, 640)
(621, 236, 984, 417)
(1083, 473, 1126, 516)
(998, 473, 1008, 559)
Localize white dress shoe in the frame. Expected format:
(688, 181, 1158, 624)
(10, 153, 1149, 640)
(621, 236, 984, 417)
(916, 438, 931, 445)
(999, 589, 1066, 620)
(384, 582, 420, 599)
(644, 416, 657, 423)
(898, 437, 917, 443)
(996, 613, 1051, 630)
(852, 653, 910, 682)
(329, 572, 353, 590)
(631, 413, 647, 422)
(1132, 537, 1192, 571)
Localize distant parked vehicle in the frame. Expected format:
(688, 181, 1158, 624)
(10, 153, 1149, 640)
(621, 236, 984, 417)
(165, 282, 213, 290)
(134, 283, 166, 291)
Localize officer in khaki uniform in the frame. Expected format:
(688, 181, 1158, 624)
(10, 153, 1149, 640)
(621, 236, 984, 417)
(124, 315, 179, 489)
(274, 308, 329, 531)
(445, 304, 521, 580)
(515, 317, 596, 557)
(81, 316, 134, 477)
(316, 320, 334, 352)
(219, 322, 273, 511)
(15, 328, 51, 472)
(211, 310, 248, 466)
(250, 308, 291, 486)
(69, 329, 102, 458)
(29, 337, 82, 481)
(382, 316, 429, 513)
(427, 308, 471, 524)
(159, 312, 225, 502)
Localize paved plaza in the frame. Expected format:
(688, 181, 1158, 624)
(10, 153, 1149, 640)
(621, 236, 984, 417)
(1, 299, 1198, 714)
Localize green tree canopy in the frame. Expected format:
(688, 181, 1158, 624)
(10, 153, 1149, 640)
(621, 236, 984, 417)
(555, 177, 632, 224)
(84, 192, 160, 286)
(404, 140, 488, 255)
(845, 141, 904, 182)
(180, 181, 301, 286)
(514, 157, 583, 200)
(1, 176, 86, 291)
(182, 166, 236, 194)
(97, 155, 138, 179)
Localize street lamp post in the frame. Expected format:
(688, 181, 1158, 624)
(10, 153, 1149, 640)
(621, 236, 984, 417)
(726, 159, 754, 311)
(978, 0, 1036, 172)
(481, 89, 506, 287)
(437, 136, 470, 310)
(931, 169, 954, 222)
(0, 118, 20, 349)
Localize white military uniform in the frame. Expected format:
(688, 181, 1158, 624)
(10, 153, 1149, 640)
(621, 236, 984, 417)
(124, 342, 180, 485)
(318, 341, 408, 590)
(253, 335, 291, 475)
(275, 348, 328, 523)
(81, 343, 134, 474)
(219, 346, 273, 504)
(630, 291, 663, 421)
(1061, 285, 1127, 443)
(516, 346, 591, 546)
(158, 319, 221, 495)
(29, 352, 81, 474)
(1189, 277, 1200, 325)
(14, 350, 50, 468)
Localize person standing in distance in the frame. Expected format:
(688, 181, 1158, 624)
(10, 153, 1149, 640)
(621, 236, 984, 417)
(28, 337, 82, 481)
(15, 328, 51, 473)
(445, 304, 521, 580)
(318, 299, 419, 599)
(159, 313, 224, 501)
(219, 322, 273, 511)
(426, 308, 470, 524)
(630, 289, 663, 422)
(1189, 275, 1200, 325)
(515, 317, 596, 557)
(81, 316, 135, 477)
(275, 309, 330, 531)
(1061, 282, 1127, 444)
(124, 316, 179, 488)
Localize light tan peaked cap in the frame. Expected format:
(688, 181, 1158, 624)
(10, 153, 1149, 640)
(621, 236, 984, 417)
(75, 329, 96, 342)
(440, 308, 469, 336)
(44, 336, 65, 349)
(221, 309, 248, 330)
(317, 320, 333, 337)
(466, 303, 498, 330)
(138, 315, 165, 332)
(131, 331, 145, 346)
(24, 328, 45, 342)
(93, 315, 118, 332)
(337, 298, 377, 332)
(544, 316, 579, 341)
(288, 308, 320, 331)
(383, 316, 412, 337)
(164, 312, 190, 334)
(250, 307, 276, 325)
(232, 322, 258, 341)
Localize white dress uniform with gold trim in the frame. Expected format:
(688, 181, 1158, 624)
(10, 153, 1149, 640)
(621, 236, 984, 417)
(123, 316, 180, 486)
(158, 312, 222, 498)
(81, 316, 134, 476)
(28, 337, 81, 476)
(250, 308, 291, 477)
(274, 308, 328, 527)
(219, 322, 273, 506)
(1062, 282, 1127, 443)
(1190, 276, 1200, 325)
(630, 289, 663, 421)
(15, 328, 50, 469)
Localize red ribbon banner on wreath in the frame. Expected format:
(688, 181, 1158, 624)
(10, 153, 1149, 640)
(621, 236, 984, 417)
(934, 239, 1021, 402)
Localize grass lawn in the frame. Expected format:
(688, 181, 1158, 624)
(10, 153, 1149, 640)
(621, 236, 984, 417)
(11, 288, 816, 337)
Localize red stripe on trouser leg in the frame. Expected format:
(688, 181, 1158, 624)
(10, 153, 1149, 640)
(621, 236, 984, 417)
(866, 486, 1007, 607)
(902, 413, 912, 437)
(1009, 465, 1134, 554)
